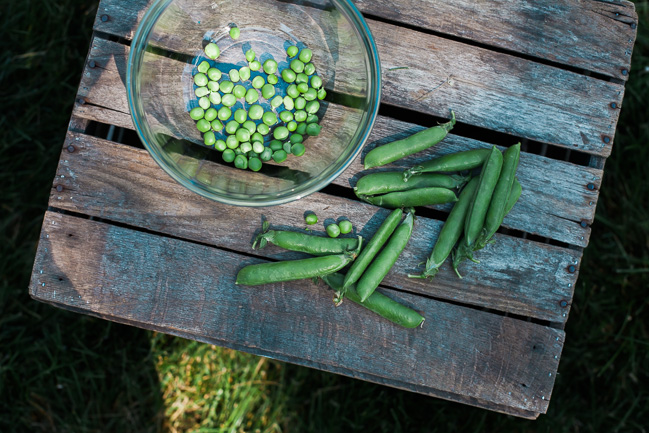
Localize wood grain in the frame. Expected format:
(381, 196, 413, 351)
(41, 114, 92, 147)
(353, 0, 637, 81)
(92, 0, 627, 156)
(94, 0, 637, 80)
(76, 37, 601, 247)
(30, 211, 565, 416)
(51, 131, 580, 323)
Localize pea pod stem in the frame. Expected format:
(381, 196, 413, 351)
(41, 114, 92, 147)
(402, 148, 491, 182)
(409, 177, 479, 279)
(253, 220, 361, 255)
(236, 237, 362, 286)
(361, 187, 458, 209)
(354, 172, 468, 198)
(363, 111, 455, 169)
(356, 209, 415, 302)
(343, 208, 403, 291)
(322, 273, 425, 329)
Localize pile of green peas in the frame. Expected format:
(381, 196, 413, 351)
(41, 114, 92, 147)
(188, 30, 327, 172)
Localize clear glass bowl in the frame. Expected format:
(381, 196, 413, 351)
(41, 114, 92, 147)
(127, 0, 380, 207)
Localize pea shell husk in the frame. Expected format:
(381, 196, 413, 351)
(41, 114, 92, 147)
(354, 171, 468, 198)
(462, 146, 503, 247)
(476, 143, 521, 250)
(356, 210, 415, 302)
(452, 146, 504, 278)
(363, 111, 455, 169)
(252, 220, 361, 256)
(322, 273, 424, 329)
(343, 208, 403, 291)
(409, 177, 479, 279)
(361, 187, 458, 209)
(236, 237, 362, 286)
(505, 177, 522, 216)
(402, 148, 491, 182)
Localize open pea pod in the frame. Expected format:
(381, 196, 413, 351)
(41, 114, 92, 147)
(253, 220, 362, 255)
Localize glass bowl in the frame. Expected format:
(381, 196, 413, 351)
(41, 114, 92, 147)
(127, 0, 380, 207)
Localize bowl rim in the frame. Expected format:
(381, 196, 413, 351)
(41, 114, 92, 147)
(127, 0, 381, 207)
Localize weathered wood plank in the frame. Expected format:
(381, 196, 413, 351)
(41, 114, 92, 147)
(94, 0, 637, 81)
(30, 211, 564, 416)
(76, 37, 601, 247)
(50, 131, 580, 323)
(92, 0, 626, 156)
(354, 0, 637, 81)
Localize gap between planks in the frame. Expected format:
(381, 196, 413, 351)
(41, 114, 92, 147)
(30, 210, 564, 417)
(51, 130, 580, 324)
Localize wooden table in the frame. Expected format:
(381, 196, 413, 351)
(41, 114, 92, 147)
(29, 0, 638, 419)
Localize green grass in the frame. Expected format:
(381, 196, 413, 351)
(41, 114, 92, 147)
(1, 1, 648, 432)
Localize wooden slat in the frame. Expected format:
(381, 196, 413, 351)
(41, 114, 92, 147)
(94, 0, 637, 81)
(30, 210, 565, 417)
(51, 131, 580, 323)
(354, 0, 637, 81)
(92, 0, 625, 156)
(76, 36, 601, 247)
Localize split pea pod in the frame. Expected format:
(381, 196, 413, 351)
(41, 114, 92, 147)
(361, 187, 458, 209)
(452, 146, 503, 276)
(402, 148, 491, 182)
(363, 111, 455, 169)
(475, 143, 521, 250)
(354, 171, 468, 198)
(253, 220, 361, 255)
(322, 273, 424, 329)
(343, 208, 403, 290)
(356, 210, 415, 302)
(236, 239, 362, 286)
(409, 177, 479, 279)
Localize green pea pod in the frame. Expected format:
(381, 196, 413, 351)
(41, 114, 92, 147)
(452, 146, 503, 277)
(409, 177, 479, 279)
(505, 177, 522, 216)
(236, 238, 362, 286)
(361, 187, 458, 209)
(354, 172, 468, 198)
(356, 210, 415, 302)
(322, 273, 424, 329)
(343, 208, 403, 291)
(475, 143, 521, 250)
(402, 148, 491, 182)
(253, 220, 361, 255)
(363, 111, 455, 169)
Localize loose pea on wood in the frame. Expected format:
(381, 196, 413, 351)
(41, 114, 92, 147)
(252, 220, 361, 255)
